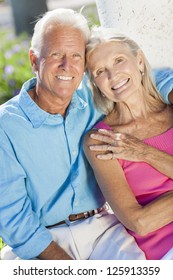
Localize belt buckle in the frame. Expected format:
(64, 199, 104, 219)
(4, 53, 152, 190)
(65, 212, 88, 225)
(64, 215, 80, 226)
(64, 218, 81, 226)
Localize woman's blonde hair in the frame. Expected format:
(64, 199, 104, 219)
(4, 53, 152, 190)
(86, 27, 165, 115)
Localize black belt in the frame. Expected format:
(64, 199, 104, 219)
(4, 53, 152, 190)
(46, 204, 107, 228)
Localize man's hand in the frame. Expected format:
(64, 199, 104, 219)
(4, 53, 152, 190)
(38, 241, 73, 260)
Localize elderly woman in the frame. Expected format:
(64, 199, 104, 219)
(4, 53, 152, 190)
(84, 27, 173, 260)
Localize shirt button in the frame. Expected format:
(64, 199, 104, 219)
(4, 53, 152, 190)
(74, 201, 78, 206)
(72, 150, 77, 156)
(71, 174, 76, 181)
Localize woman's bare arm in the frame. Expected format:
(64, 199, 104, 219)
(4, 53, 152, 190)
(83, 131, 173, 236)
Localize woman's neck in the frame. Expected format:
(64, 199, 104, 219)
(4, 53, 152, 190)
(114, 91, 167, 125)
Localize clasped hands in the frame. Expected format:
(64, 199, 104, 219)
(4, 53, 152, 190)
(89, 129, 150, 162)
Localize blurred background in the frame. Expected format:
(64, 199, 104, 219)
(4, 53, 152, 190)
(0, 0, 99, 104)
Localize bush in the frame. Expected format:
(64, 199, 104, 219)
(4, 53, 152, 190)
(0, 237, 5, 251)
(0, 29, 33, 105)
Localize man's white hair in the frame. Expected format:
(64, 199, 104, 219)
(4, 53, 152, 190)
(31, 8, 90, 57)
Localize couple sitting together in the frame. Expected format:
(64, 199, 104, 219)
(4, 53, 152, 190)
(1, 8, 173, 260)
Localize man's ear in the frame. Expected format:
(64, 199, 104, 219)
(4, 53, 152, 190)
(29, 49, 38, 72)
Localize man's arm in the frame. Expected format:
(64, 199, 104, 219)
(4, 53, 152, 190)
(154, 68, 173, 104)
(38, 241, 72, 260)
(0, 128, 54, 259)
(169, 89, 173, 104)
(0, 126, 73, 260)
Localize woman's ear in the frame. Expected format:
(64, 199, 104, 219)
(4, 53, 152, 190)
(137, 49, 144, 74)
(29, 49, 38, 72)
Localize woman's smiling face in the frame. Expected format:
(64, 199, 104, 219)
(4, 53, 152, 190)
(87, 41, 144, 103)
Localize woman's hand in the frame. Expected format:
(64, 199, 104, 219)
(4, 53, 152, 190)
(89, 128, 173, 179)
(89, 129, 151, 162)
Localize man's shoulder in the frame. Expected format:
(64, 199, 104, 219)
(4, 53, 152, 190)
(0, 95, 21, 126)
(0, 93, 20, 108)
(0, 78, 35, 119)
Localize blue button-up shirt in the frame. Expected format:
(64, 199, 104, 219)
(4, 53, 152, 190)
(0, 76, 105, 259)
(154, 67, 173, 104)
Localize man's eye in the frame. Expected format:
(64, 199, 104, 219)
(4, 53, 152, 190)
(72, 53, 82, 60)
(52, 52, 60, 57)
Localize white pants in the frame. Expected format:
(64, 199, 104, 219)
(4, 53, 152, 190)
(1, 211, 145, 260)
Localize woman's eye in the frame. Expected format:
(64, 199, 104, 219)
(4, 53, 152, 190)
(115, 58, 124, 64)
(96, 69, 105, 77)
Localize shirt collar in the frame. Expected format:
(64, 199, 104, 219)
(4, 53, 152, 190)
(18, 78, 87, 128)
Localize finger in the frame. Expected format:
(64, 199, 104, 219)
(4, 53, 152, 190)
(107, 146, 125, 154)
(107, 141, 124, 148)
(113, 133, 122, 140)
(96, 152, 113, 160)
(98, 129, 124, 140)
(98, 129, 114, 136)
(107, 140, 120, 148)
(89, 144, 110, 151)
(90, 133, 114, 144)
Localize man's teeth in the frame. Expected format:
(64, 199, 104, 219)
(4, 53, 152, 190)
(112, 79, 128, 90)
(57, 76, 73, 81)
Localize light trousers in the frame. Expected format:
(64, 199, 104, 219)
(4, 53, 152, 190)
(1, 210, 145, 260)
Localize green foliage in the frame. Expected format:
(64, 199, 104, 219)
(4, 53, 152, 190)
(80, 4, 100, 28)
(0, 29, 33, 105)
(0, 237, 5, 251)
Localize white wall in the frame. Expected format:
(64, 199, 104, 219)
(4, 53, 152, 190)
(96, 0, 173, 68)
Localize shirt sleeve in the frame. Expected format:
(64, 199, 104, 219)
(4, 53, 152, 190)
(0, 128, 52, 259)
(154, 68, 173, 104)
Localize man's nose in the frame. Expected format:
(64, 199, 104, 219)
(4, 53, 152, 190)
(59, 56, 70, 70)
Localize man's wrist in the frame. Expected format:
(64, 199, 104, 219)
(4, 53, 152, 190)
(38, 241, 73, 260)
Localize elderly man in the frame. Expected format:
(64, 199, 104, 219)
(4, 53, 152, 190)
(0, 8, 172, 260)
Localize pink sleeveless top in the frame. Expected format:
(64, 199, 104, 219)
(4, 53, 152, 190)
(95, 122, 173, 260)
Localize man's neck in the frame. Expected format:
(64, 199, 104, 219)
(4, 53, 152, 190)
(28, 88, 70, 116)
